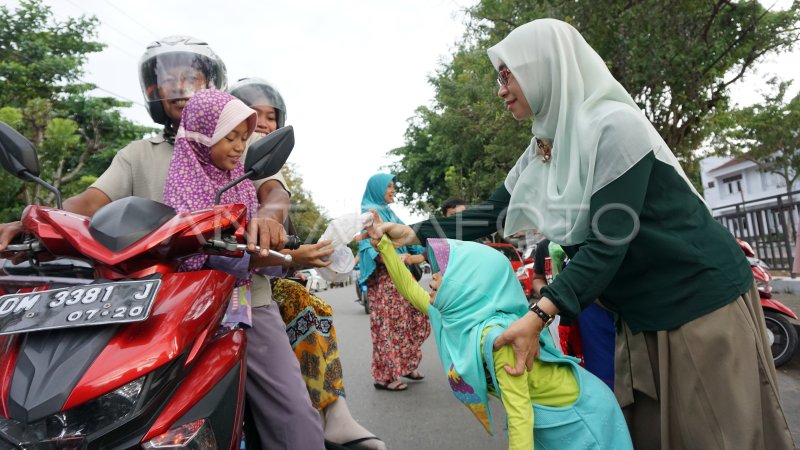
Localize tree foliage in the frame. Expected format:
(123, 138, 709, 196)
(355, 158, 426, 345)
(390, 44, 531, 212)
(391, 0, 800, 213)
(714, 79, 800, 206)
(0, 0, 154, 221)
(281, 163, 330, 243)
(0, 0, 103, 105)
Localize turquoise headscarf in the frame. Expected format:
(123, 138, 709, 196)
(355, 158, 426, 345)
(425, 239, 529, 433)
(357, 173, 420, 283)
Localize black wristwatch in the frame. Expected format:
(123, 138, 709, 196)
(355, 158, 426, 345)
(529, 302, 554, 327)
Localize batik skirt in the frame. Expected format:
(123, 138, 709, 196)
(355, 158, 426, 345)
(271, 278, 345, 411)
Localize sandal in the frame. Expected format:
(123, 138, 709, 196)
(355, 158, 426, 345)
(325, 436, 385, 450)
(403, 371, 425, 381)
(373, 380, 407, 391)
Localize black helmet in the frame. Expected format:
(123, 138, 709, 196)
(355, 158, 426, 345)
(228, 78, 287, 129)
(138, 35, 227, 125)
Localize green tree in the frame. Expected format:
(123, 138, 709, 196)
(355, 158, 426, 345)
(391, 46, 531, 213)
(55, 95, 155, 199)
(0, 0, 102, 105)
(0, 0, 154, 221)
(392, 0, 800, 212)
(714, 79, 800, 209)
(281, 163, 330, 243)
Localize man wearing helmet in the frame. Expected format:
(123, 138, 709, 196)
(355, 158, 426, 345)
(0, 36, 330, 449)
(138, 36, 225, 140)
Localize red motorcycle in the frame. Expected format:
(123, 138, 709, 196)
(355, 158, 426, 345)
(0, 122, 295, 449)
(738, 239, 799, 367)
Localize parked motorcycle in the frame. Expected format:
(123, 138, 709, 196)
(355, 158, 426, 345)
(0, 122, 296, 449)
(737, 239, 799, 367)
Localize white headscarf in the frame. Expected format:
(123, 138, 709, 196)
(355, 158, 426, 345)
(487, 19, 701, 245)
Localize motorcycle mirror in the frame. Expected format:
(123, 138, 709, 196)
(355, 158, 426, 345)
(244, 125, 295, 180)
(214, 126, 295, 205)
(0, 121, 62, 208)
(0, 121, 41, 179)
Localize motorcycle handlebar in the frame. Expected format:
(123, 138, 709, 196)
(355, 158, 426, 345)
(5, 235, 303, 265)
(209, 235, 302, 264)
(284, 235, 301, 250)
(4, 240, 43, 253)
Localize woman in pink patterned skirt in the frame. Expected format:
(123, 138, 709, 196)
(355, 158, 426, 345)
(357, 173, 431, 391)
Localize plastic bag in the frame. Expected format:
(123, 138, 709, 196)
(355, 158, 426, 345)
(315, 212, 373, 282)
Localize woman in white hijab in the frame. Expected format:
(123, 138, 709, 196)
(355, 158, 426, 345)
(371, 19, 795, 449)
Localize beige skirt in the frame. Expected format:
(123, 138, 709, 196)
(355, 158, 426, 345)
(614, 283, 795, 450)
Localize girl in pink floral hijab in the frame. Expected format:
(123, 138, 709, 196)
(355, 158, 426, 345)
(164, 89, 258, 326)
(163, 89, 258, 272)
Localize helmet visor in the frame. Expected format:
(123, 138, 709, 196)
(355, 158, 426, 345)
(140, 52, 225, 102)
(229, 83, 286, 113)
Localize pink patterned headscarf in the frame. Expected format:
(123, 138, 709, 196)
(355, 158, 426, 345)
(163, 89, 259, 272)
(426, 239, 450, 275)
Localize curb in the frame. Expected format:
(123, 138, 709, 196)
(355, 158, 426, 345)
(772, 277, 800, 295)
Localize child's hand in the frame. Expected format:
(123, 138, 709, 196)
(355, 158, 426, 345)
(287, 240, 334, 267)
(363, 210, 384, 247)
(355, 210, 421, 248)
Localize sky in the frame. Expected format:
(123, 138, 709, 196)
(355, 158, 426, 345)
(26, 0, 473, 223)
(9, 1, 800, 224)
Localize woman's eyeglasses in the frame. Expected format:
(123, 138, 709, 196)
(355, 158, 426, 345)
(496, 67, 512, 87)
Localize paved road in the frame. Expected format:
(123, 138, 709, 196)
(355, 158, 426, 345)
(317, 281, 800, 450)
(317, 276, 509, 450)
(773, 292, 800, 447)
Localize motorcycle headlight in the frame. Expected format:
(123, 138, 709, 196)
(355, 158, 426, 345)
(755, 277, 772, 291)
(142, 419, 217, 450)
(0, 376, 144, 447)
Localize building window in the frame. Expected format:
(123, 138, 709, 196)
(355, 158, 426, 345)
(761, 171, 776, 190)
(722, 175, 742, 183)
(707, 181, 715, 189)
(722, 174, 742, 195)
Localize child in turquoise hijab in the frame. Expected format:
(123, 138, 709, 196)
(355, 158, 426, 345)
(365, 213, 632, 449)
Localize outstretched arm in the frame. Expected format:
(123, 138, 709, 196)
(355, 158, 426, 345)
(363, 211, 430, 315)
(414, 185, 511, 244)
(362, 184, 512, 248)
(375, 236, 430, 315)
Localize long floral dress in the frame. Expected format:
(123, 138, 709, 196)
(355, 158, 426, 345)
(366, 264, 431, 384)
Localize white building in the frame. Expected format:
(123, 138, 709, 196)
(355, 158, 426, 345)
(700, 155, 800, 241)
(700, 156, 799, 215)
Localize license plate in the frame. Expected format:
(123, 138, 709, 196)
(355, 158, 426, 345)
(0, 279, 161, 335)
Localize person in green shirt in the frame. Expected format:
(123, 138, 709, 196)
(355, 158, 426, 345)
(368, 19, 794, 449)
(363, 212, 632, 450)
